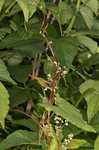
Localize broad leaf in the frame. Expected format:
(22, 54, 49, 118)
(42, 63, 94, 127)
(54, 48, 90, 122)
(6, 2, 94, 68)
(0, 0, 5, 12)
(47, 2, 73, 25)
(81, 0, 98, 14)
(94, 136, 99, 150)
(17, 0, 40, 22)
(13, 40, 43, 57)
(0, 31, 43, 58)
(53, 37, 79, 67)
(77, 148, 93, 150)
(47, 2, 73, 34)
(66, 139, 86, 149)
(0, 59, 16, 84)
(87, 94, 99, 122)
(80, 6, 94, 29)
(13, 119, 38, 131)
(80, 80, 99, 122)
(58, 2, 73, 25)
(8, 64, 32, 83)
(17, 0, 29, 22)
(80, 80, 99, 101)
(0, 82, 9, 128)
(84, 54, 99, 67)
(0, 130, 38, 150)
(41, 96, 95, 132)
(90, 113, 99, 132)
(8, 86, 32, 107)
(44, 60, 56, 76)
(77, 35, 98, 54)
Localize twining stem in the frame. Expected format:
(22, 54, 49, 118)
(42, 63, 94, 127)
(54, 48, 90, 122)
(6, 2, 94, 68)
(9, 108, 41, 127)
(0, 0, 16, 21)
(49, 70, 59, 104)
(65, 0, 81, 34)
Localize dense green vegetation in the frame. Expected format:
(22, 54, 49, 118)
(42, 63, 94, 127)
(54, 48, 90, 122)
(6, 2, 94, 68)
(0, 0, 99, 149)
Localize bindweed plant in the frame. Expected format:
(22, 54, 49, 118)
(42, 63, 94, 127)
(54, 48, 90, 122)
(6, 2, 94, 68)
(0, 0, 99, 149)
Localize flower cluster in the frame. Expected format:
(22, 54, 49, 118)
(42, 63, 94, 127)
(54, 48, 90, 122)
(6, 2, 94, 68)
(54, 115, 68, 129)
(61, 133, 74, 150)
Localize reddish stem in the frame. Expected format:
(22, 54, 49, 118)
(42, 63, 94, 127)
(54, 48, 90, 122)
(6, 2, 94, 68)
(49, 70, 58, 104)
(9, 108, 41, 127)
(35, 53, 42, 76)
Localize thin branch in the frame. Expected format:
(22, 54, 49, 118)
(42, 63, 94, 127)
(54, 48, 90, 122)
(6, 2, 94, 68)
(9, 108, 41, 127)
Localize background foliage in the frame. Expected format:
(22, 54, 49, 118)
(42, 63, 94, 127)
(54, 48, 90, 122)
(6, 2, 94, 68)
(0, 0, 99, 149)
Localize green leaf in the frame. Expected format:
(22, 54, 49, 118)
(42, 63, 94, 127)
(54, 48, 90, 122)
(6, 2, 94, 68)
(80, 80, 99, 122)
(90, 113, 99, 132)
(94, 136, 99, 150)
(77, 148, 93, 150)
(13, 119, 38, 131)
(13, 40, 43, 57)
(77, 35, 98, 54)
(0, 0, 5, 12)
(80, 80, 99, 101)
(48, 124, 59, 150)
(8, 64, 32, 83)
(41, 96, 95, 132)
(17, 0, 40, 22)
(8, 86, 32, 107)
(87, 94, 99, 122)
(66, 139, 87, 149)
(84, 54, 99, 67)
(44, 60, 56, 76)
(0, 82, 9, 128)
(80, 6, 94, 29)
(53, 37, 79, 67)
(47, 2, 73, 25)
(0, 31, 43, 57)
(81, 0, 99, 14)
(58, 2, 73, 25)
(0, 130, 38, 150)
(6, 54, 23, 66)
(0, 59, 16, 84)
(47, 2, 73, 34)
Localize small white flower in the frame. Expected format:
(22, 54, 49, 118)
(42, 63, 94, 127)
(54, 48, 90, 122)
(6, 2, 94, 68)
(64, 139, 68, 142)
(54, 116, 59, 120)
(63, 70, 68, 75)
(40, 6, 43, 9)
(48, 74, 51, 78)
(49, 41, 52, 44)
(62, 144, 67, 150)
(65, 122, 68, 126)
(70, 137, 73, 140)
(58, 66, 61, 71)
(54, 61, 57, 65)
(62, 120, 64, 123)
(68, 133, 74, 139)
(44, 88, 48, 91)
(67, 139, 71, 143)
(55, 125, 61, 129)
(56, 120, 60, 124)
(48, 132, 50, 137)
(62, 144, 65, 149)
